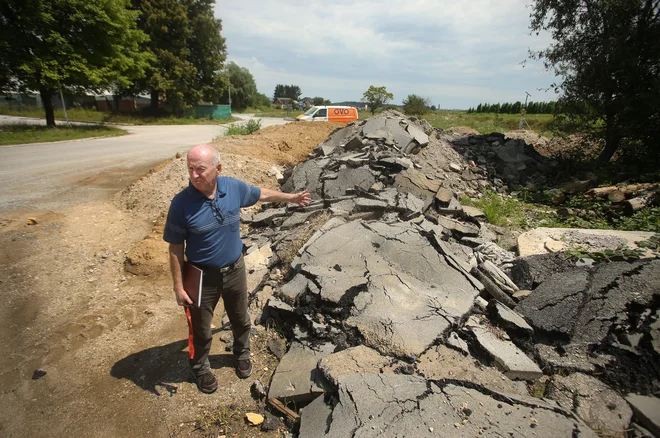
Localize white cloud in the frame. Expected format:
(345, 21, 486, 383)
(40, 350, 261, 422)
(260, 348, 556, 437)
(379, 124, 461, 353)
(215, 0, 556, 108)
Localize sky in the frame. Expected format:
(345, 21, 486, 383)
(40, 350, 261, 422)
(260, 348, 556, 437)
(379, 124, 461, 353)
(214, 0, 558, 110)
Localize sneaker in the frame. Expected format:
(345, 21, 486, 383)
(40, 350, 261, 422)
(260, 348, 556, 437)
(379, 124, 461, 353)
(236, 359, 252, 379)
(194, 372, 218, 394)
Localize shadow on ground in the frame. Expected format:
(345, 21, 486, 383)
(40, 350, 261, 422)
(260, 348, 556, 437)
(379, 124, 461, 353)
(110, 329, 235, 396)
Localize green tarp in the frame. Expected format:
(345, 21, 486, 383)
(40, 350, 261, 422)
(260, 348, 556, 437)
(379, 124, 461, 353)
(185, 105, 231, 120)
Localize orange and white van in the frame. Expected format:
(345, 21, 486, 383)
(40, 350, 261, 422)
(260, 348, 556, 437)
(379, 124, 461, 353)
(296, 106, 358, 124)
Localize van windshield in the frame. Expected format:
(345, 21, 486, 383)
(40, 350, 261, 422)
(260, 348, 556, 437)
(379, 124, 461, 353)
(304, 107, 319, 116)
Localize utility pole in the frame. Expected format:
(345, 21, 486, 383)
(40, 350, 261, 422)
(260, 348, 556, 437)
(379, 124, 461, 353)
(214, 69, 231, 109)
(228, 73, 231, 108)
(519, 91, 531, 130)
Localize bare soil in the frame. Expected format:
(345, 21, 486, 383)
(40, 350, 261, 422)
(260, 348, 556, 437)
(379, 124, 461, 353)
(0, 122, 341, 438)
(444, 125, 480, 136)
(504, 130, 603, 159)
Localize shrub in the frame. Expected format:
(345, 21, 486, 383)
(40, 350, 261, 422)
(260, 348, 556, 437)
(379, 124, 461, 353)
(224, 118, 261, 135)
(402, 94, 431, 116)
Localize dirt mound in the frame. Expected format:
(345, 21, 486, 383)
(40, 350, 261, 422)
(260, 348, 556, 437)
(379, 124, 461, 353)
(504, 130, 605, 160)
(446, 126, 480, 135)
(503, 129, 550, 149)
(215, 121, 343, 166)
(117, 153, 278, 219)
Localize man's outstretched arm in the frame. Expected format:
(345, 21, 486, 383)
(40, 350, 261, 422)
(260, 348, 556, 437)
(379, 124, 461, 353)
(259, 188, 311, 206)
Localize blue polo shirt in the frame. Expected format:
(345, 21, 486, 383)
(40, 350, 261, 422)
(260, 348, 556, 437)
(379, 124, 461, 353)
(163, 176, 261, 268)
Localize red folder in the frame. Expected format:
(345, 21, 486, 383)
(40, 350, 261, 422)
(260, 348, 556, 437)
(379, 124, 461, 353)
(183, 262, 203, 307)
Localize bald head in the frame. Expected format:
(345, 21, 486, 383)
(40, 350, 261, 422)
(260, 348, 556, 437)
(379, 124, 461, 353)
(187, 144, 222, 196)
(187, 144, 220, 167)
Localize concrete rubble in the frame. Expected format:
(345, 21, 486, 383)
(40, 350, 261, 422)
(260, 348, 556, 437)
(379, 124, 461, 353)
(518, 227, 657, 257)
(625, 394, 660, 437)
(236, 111, 659, 436)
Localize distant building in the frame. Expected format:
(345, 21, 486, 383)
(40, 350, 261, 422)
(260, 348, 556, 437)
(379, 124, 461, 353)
(94, 92, 152, 112)
(302, 97, 314, 108)
(273, 97, 292, 108)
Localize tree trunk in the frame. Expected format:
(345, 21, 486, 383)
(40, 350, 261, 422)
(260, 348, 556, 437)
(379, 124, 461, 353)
(40, 88, 56, 127)
(112, 94, 120, 113)
(585, 186, 618, 198)
(607, 190, 626, 203)
(597, 11, 621, 164)
(624, 193, 660, 215)
(105, 95, 114, 113)
(150, 89, 159, 113)
(597, 118, 621, 163)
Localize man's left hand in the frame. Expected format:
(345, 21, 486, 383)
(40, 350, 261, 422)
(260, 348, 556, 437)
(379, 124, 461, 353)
(292, 189, 312, 207)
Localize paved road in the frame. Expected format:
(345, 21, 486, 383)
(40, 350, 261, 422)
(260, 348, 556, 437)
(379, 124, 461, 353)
(0, 115, 288, 212)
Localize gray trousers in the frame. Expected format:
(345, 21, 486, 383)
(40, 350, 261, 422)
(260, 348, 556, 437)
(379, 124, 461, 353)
(187, 254, 251, 377)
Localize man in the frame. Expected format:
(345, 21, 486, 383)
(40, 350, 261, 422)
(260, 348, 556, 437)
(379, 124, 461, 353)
(164, 144, 311, 394)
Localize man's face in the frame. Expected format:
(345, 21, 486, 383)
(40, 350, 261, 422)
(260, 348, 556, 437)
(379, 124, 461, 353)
(187, 153, 221, 194)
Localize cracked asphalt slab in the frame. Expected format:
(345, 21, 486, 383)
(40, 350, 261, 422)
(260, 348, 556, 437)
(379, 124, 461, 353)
(299, 373, 597, 438)
(517, 260, 659, 347)
(517, 259, 660, 394)
(292, 219, 480, 358)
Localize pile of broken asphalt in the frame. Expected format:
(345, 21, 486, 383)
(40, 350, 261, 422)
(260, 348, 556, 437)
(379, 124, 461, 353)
(236, 111, 660, 437)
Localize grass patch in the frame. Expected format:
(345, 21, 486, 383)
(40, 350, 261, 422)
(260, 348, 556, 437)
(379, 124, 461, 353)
(0, 107, 237, 125)
(244, 107, 305, 118)
(423, 111, 554, 135)
(223, 118, 262, 136)
(462, 190, 660, 234)
(461, 191, 530, 228)
(614, 207, 660, 232)
(194, 403, 238, 435)
(0, 123, 126, 145)
(239, 107, 554, 135)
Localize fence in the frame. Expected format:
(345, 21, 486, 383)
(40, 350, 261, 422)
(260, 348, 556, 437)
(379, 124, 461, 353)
(185, 105, 232, 120)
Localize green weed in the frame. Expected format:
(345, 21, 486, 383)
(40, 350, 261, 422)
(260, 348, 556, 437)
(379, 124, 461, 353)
(223, 118, 262, 136)
(614, 207, 660, 232)
(461, 191, 528, 227)
(195, 404, 237, 434)
(565, 244, 646, 262)
(529, 379, 549, 399)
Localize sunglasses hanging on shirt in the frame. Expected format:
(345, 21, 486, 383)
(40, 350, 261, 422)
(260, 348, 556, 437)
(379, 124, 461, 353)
(209, 198, 225, 224)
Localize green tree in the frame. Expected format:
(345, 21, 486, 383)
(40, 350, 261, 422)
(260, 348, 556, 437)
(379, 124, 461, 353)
(361, 85, 393, 115)
(273, 84, 285, 102)
(220, 62, 257, 111)
(272, 84, 302, 101)
(312, 96, 325, 105)
(184, 0, 226, 104)
(402, 94, 431, 116)
(285, 85, 302, 100)
(0, 0, 149, 126)
(254, 92, 272, 108)
(134, 0, 197, 115)
(530, 0, 660, 163)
